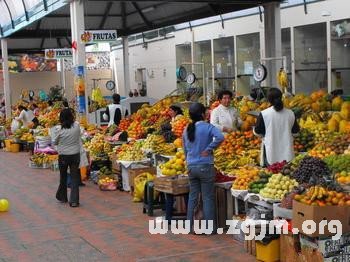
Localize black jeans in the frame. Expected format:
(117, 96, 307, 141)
(56, 153, 80, 204)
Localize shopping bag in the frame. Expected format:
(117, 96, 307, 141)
(133, 172, 155, 202)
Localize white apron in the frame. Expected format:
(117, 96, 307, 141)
(103, 104, 124, 127)
(260, 107, 295, 165)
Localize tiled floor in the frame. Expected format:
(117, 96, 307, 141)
(0, 151, 255, 261)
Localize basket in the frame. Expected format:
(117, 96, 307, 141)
(154, 175, 189, 195)
(99, 181, 117, 191)
(10, 143, 20, 153)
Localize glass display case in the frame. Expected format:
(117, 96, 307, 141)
(294, 23, 327, 94)
(236, 33, 260, 95)
(331, 19, 350, 95)
(193, 40, 212, 95)
(213, 36, 235, 91)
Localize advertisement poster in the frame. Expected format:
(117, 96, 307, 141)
(0, 54, 57, 72)
(74, 66, 86, 114)
(80, 30, 117, 44)
(64, 52, 110, 71)
(45, 48, 73, 59)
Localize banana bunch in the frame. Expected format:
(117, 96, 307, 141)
(30, 153, 50, 166)
(20, 133, 34, 142)
(277, 68, 288, 93)
(288, 94, 312, 111)
(86, 133, 112, 157)
(154, 143, 177, 155)
(142, 134, 166, 151)
(306, 186, 328, 201)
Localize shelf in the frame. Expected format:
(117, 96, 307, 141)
(295, 68, 327, 72)
(331, 35, 350, 40)
(237, 74, 253, 78)
(331, 67, 350, 72)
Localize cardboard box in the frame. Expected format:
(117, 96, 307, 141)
(280, 233, 300, 262)
(300, 234, 350, 257)
(293, 200, 350, 237)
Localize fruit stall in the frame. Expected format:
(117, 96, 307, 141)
(2, 89, 350, 261)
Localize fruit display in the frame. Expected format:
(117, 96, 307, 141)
(280, 184, 311, 209)
(324, 154, 350, 173)
(127, 121, 145, 139)
(294, 186, 350, 206)
(259, 173, 298, 200)
(267, 160, 287, 174)
(335, 171, 350, 185)
(105, 124, 118, 136)
(159, 151, 186, 176)
(248, 171, 272, 194)
(171, 115, 190, 138)
(85, 133, 112, 157)
(30, 153, 57, 166)
(293, 129, 314, 152)
(118, 118, 132, 131)
(291, 156, 331, 184)
(220, 149, 260, 175)
(142, 134, 177, 155)
(116, 140, 145, 161)
(38, 108, 60, 127)
(281, 154, 306, 176)
(232, 166, 261, 190)
(97, 167, 117, 191)
(20, 133, 34, 142)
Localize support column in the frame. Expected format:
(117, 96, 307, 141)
(1, 39, 11, 119)
(263, 3, 282, 88)
(70, 0, 87, 119)
(59, 59, 66, 98)
(122, 36, 130, 96)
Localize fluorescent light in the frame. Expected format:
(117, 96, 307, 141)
(142, 6, 155, 13)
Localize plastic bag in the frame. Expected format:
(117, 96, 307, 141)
(79, 146, 89, 168)
(133, 172, 155, 202)
(11, 119, 21, 133)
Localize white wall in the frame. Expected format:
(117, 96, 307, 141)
(113, 0, 350, 97)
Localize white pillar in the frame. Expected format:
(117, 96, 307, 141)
(1, 39, 11, 119)
(263, 3, 282, 88)
(59, 59, 66, 97)
(70, 0, 87, 118)
(122, 36, 130, 95)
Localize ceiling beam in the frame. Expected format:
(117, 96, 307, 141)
(3, 0, 15, 29)
(88, 0, 280, 3)
(99, 1, 114, 29)
(56, 38, 62, 48)
(46, 14, 121, 18)
(21, 0, 29, 21)
(132, 2, 153, 29)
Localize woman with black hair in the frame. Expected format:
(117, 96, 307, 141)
(52, 108, 81, 207)
(183, 103, 224, 233)
(254, 88, 300, 166)
(169, 105, 183, 120)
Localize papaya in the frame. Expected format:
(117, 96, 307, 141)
(340, 102, 350, 120)
(332, 96, 343, 111)
(327, 118, 339, 132)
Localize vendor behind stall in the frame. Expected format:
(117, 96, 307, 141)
(16, 105, 39, 128)
(210, 90, 242, 133)
(254, 88, 300, 166)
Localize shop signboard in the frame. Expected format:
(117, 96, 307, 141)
(0, 54, 57, 72)
(80, 30, 117, 44)
(45, 48, 72, 59)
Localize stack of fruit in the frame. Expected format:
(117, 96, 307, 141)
(221, 149, 260, 175)
(248, 171, 272, 194)
(85, 133, 112, 158)
(30, 153, 57, 166)
(127, 121, 145, 139)
(159, 151, 186, 176)
(281, 154, 305, 176)
(116, 141, 145, 161)
(293, 129, 315, 152)
(259, 173, 298, 200)
(294, 186, 350, 206)
(171, 116, 190, 137)
(232, 166, 260, 190)
(291, 156, 331, 184)
(20, 133, 34, 142)
(280, 184, 311, 209)
(98, 167, 117, 191)
(14, 127, 30, 140)
(267, 160, 287, 174)
(38, 108, 60, 127)
(118, 118, 132, 131)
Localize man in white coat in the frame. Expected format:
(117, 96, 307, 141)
(103, 93, 127, 127)
(210, 90, 242, 133)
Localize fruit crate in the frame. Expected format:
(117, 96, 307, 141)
(154, 175, 189, 195)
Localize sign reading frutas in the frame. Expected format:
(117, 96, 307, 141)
(80, 30, 117, 44)
(45, 49, 73, 59)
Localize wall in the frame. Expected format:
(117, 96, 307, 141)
(0, 69, 113, 103)
(112, 0, 350, 97)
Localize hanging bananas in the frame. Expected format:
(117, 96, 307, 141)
(277, 68, 288, 93)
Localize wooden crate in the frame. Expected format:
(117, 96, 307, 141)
(154, 175, 189, 195)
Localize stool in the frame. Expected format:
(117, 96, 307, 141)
(143, 181, 165, 216)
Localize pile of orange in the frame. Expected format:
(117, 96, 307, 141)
(127, 121, 145, 139)
(118, 118, 132, 131)
(232, 166, 260, 190)
(294, 186, 350, 206)
(171, 116, 190, 137)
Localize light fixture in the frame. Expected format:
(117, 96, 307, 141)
(141, 6, 155, 13)
(321, 11, 331, 17)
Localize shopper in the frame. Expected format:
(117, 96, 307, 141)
(210, 90, 242, 133)
(183, 103, 224, 233)
(15, 105, 39, 128)
(254, 88, 300, 166)
(103, 93, 127, 127)
(52, 108, 81, 207)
